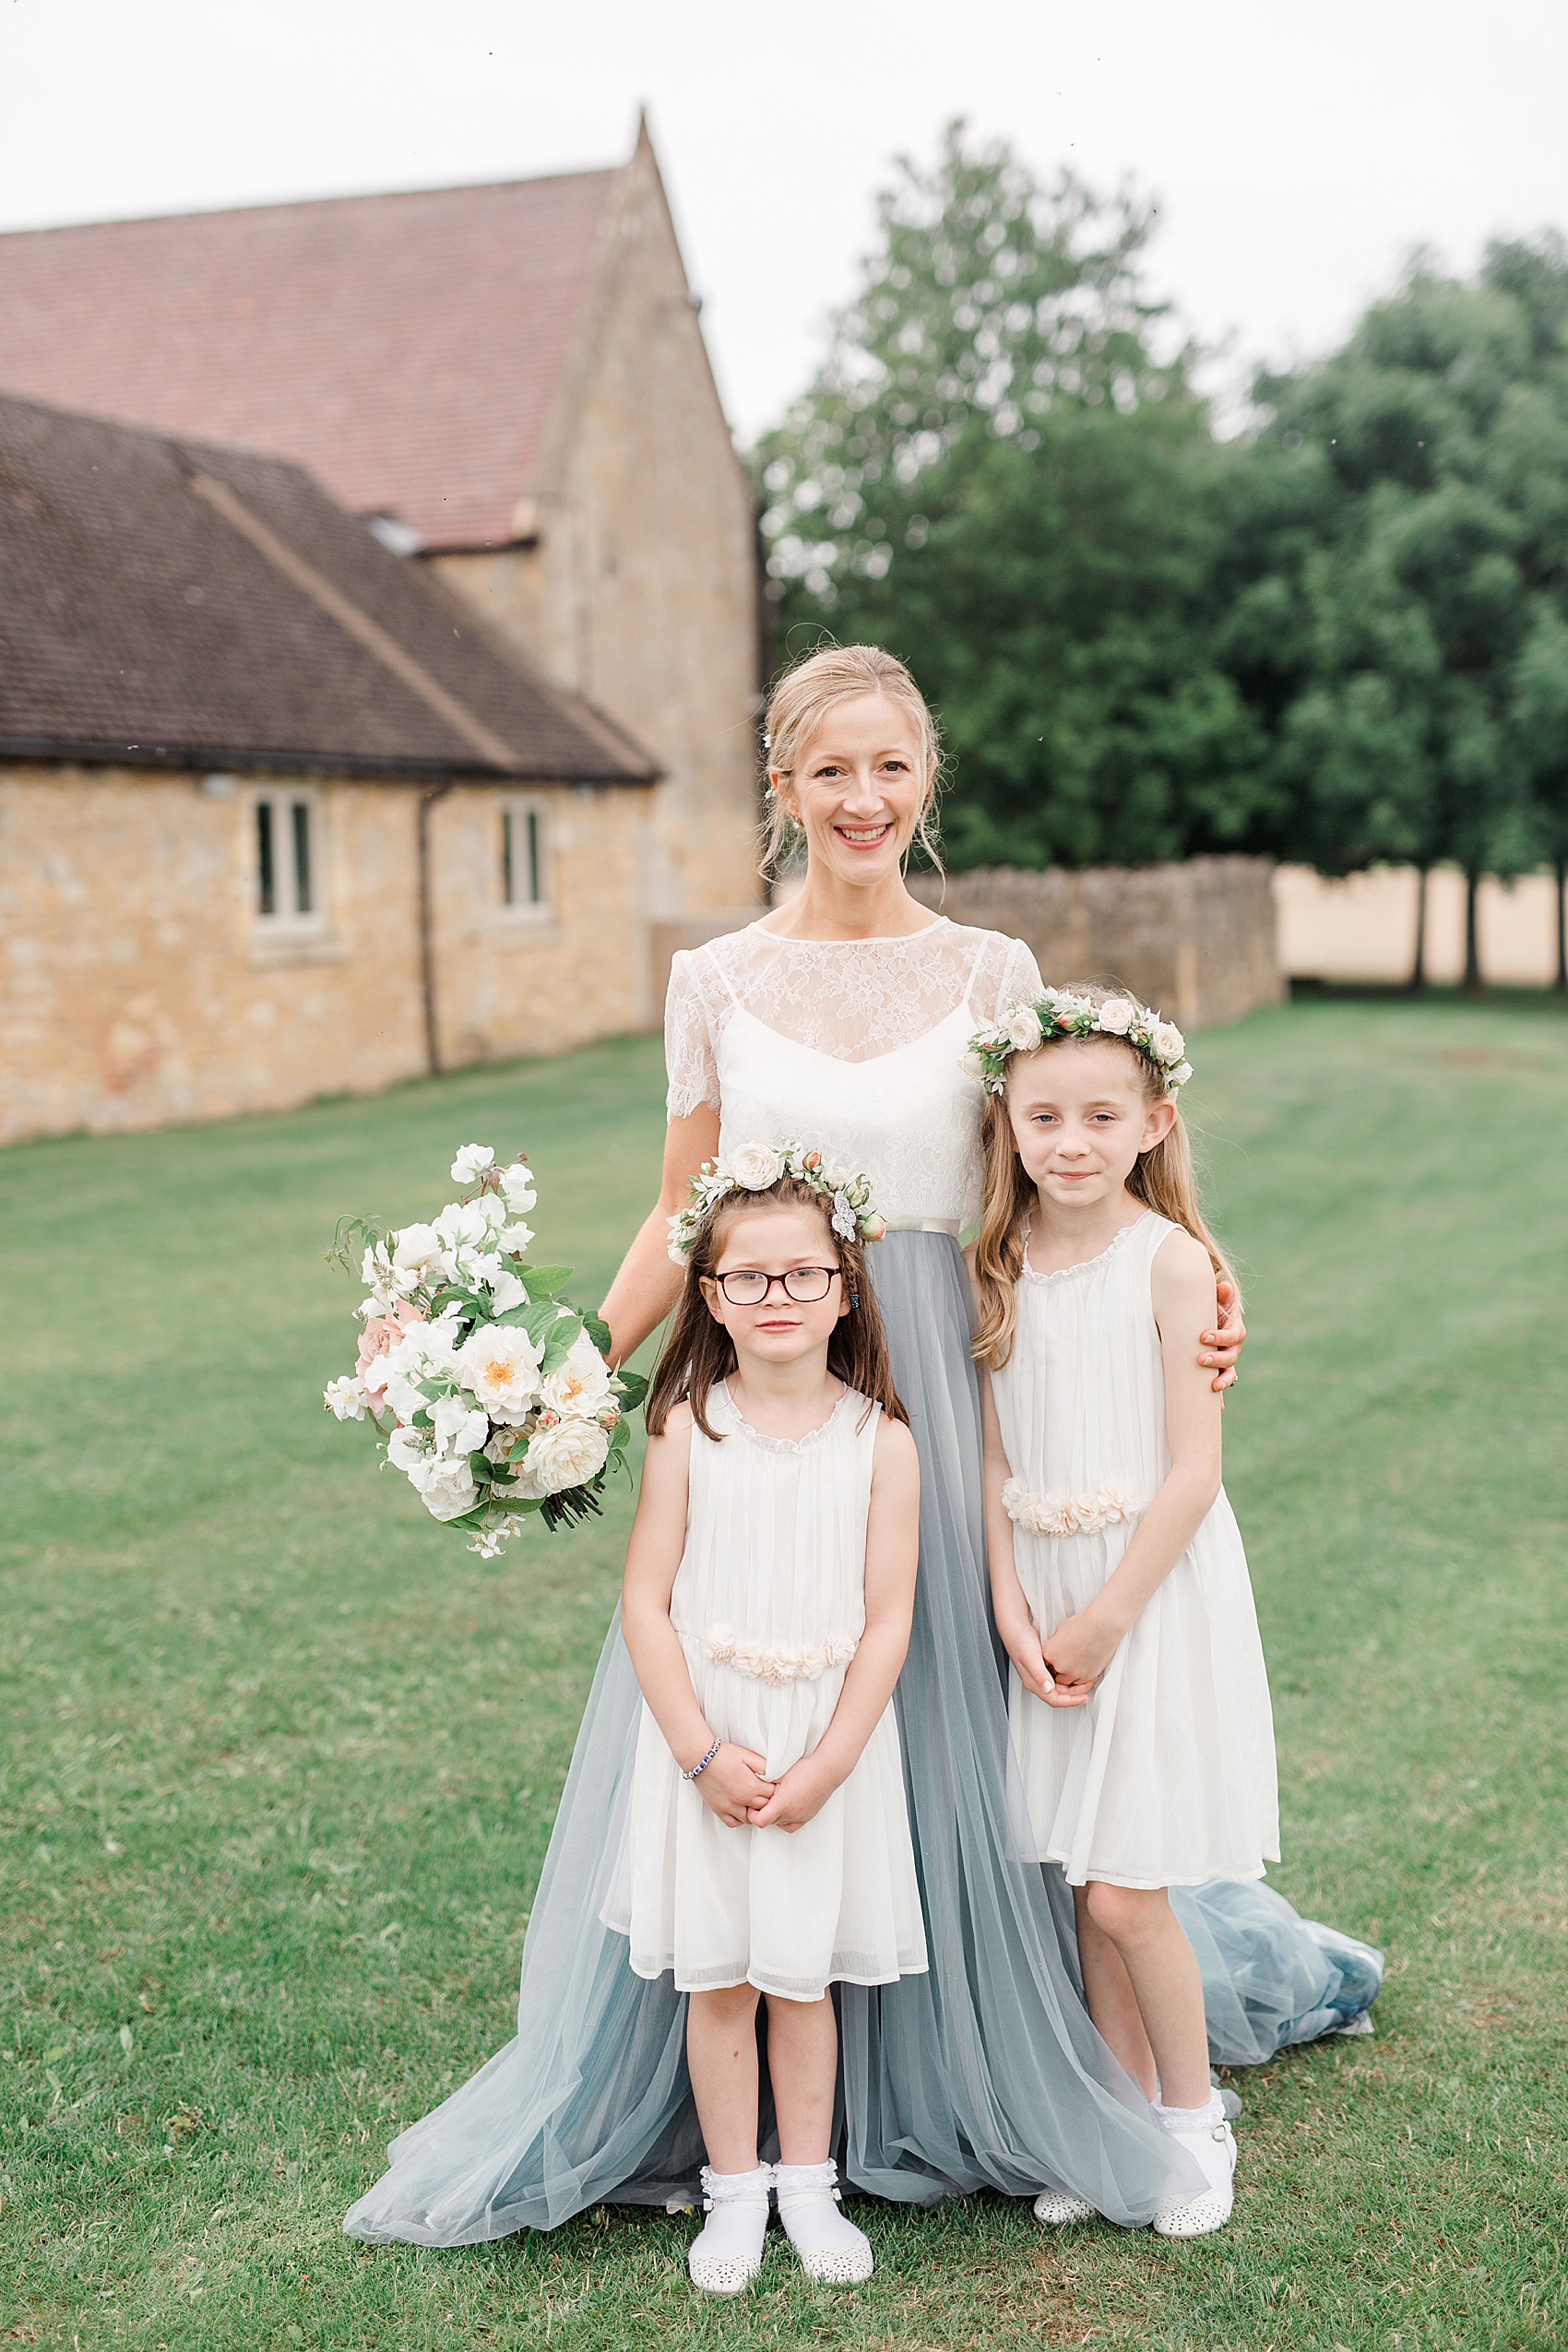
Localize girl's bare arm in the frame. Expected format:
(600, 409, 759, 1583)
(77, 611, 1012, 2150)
(599, 1107, 719, 1366)
(620, 1403, 774, 1826)
(1040, 1232, 1224, 1687)
(979, 1366, 1065, 1704)
(749, 1414, 921, 1831)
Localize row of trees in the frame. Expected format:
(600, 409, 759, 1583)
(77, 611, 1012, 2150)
(756, 125, 1568, 986)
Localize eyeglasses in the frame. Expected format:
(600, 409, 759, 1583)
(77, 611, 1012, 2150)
(712, 1266, 841, 1305)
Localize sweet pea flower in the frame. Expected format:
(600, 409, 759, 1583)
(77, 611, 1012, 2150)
(499, 1162, 538, 1214)
(451, 1144, 496, 1185)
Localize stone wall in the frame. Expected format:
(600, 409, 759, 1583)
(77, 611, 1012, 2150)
(909, 856, 1284, 1031)
(0, 766, 656, 1143)
(433, 138, 764, 926)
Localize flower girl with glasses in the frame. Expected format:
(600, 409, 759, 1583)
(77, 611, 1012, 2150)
(612, 1144, 925, 2293)
(968, 988, 1277, 2240)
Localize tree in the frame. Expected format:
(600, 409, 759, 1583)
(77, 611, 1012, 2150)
(1235, 238, 1568, 988)
(756, 124, 1271, 868)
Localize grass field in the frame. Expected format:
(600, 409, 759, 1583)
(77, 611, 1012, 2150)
(2, 994, 1565, 2352)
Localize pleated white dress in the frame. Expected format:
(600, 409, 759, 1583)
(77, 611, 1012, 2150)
(991, 1213, 1278, 1889)
(608, 1382, 928, 2002)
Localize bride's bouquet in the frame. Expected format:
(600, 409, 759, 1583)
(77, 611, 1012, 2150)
(323, 1143, 644, 1558)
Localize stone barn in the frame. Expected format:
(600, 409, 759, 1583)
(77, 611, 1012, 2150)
(0, 394, 669, 1142)
(0, 120, 762, 929)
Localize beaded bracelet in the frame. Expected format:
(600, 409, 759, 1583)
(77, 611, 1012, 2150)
(683, 1739, 720, 1782)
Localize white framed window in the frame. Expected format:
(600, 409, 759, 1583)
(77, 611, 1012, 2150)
(255, 788, 325, 926)
(501, 798, 551, 920)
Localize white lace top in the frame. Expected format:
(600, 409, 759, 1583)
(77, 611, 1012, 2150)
(664, 918, 1043, 1231)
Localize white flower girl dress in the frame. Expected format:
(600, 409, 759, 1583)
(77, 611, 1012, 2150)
(609, 1381, 927, 1999)
(992, 1212, 1278, 1886)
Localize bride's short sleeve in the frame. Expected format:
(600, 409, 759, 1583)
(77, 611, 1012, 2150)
(973, 931, 1044, 1022)
(664, 950, 721, 1119)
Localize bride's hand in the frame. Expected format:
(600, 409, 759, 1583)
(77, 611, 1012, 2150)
(1201, 1277, 1245, 1395)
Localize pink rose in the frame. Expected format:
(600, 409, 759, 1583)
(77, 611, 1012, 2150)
(357, 1302, 425, 1405)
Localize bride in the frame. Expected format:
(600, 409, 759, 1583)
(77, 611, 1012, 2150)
(344, 644, 1379, 2247)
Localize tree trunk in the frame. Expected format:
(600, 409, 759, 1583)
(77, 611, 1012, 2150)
(1556, 861, 1567, 993)
(1408, 865, 1430, 991)
(1463, 868, 1484, 995)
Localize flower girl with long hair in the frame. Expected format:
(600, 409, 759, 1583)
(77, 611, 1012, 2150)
(968, 986, 1277, 2239)
(614, 1146, 924, 2290)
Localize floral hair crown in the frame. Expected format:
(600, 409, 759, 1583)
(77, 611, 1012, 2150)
(965, 991, 1194, 1097)
(666, 1140, 887, 1265)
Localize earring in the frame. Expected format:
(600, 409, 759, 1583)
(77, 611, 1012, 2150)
(849, 1291, 860, 1310)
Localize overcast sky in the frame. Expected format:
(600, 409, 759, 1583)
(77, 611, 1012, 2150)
(4, 0, 1566, 441)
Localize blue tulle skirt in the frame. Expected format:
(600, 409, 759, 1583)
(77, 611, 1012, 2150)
(344, 1233, 1380, 2243)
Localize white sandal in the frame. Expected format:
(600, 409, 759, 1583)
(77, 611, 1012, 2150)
(686, 2164, 774, 2294)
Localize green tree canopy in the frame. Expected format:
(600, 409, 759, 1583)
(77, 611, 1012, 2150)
(1229, 236, 1568, 977)
(757, 124, 1269, 868)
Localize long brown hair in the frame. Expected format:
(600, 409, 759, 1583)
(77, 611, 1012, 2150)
(645, 1175, 908, 1440)
(971, 984, 1239, 1371)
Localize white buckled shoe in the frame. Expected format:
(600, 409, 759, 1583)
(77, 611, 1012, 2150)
(686, 2164, 774, 2294)
(774, 2158, 874, 2284)
(1152, 2117, 1236, 2239)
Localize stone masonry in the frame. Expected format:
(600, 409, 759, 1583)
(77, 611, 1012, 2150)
(0, 768, 655, 1143)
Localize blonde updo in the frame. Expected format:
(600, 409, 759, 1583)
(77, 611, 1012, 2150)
(762, 644, 944, 878)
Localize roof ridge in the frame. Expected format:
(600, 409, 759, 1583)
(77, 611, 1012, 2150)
(0, 163, 624, 244)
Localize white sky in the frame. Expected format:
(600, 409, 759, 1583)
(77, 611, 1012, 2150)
(3, 0, 1566, 443)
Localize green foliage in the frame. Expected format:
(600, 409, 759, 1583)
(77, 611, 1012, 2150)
(4, 1016, 1568, 2347)
(757, 122, 1269, 869)
(1229, 235, 1568, 889)
(760, 125, 1568, 909)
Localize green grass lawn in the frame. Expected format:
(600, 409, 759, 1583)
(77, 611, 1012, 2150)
(2, 996, 1565, 2352)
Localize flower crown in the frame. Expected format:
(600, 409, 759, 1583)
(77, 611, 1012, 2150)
(965, 991, 1194, 1096)
(667, 1140, 887, 1265)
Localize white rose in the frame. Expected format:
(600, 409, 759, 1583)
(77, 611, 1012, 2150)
(324, 1374, 367, 1421)
(1004, 1004, 1044, 1051)
(454, 1323, 544, 1422)
(418, 1457, 481, 1521)
(450, 1144, 495, 1185)
(430, 1392, 489, 1457)
(540, 1330, 614, 1418)
(499, 1162, 537, 1214)
(391, 1222, 444, 1281)
(1096, 997, 1136, 1036)
(728, 1141, 783, 1192)
(1169, 1060, 1194, 1088)
(960, 1049, 988, 1080)
(1150, 1021, 1186, 1063)
(510, 1417, 611, 1498)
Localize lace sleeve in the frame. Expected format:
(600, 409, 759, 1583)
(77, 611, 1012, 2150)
(968, 930, 1044, 1024)
(664, 950, 721, 1119)
(996, 933, 1044, 1012)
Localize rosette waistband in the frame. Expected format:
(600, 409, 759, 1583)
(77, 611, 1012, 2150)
(1001, 1478, 1141, 1538)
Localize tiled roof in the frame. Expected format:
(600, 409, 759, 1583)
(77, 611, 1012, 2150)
(0, 171, 615, 551)
(0, 395, 659, 783)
